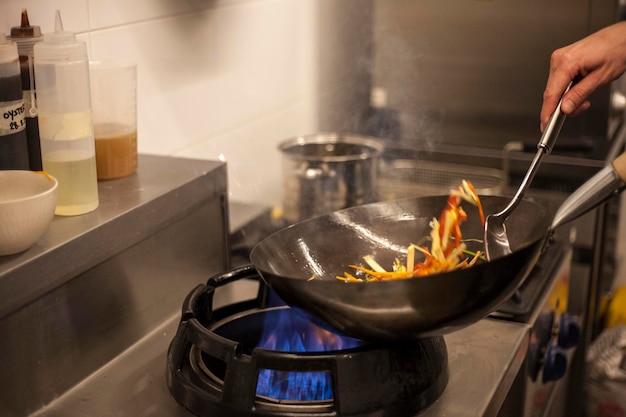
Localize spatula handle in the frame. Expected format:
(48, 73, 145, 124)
(539, 81, 574, 153)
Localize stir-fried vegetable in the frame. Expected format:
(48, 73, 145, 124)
(337, 180, 485, 282)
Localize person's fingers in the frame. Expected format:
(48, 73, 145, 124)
(542, 82, 592, 131)
(561, 76, 596, 114)
(540, 53, 579, 130)
(541, 80, 593, 131)
(569, 100, 591, 116)
(541, 77, 572, 130)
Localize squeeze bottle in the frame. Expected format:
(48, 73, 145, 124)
(9, 9, 43, 170)
(34, 11, 99, 216)
(0, 33, 29, 170)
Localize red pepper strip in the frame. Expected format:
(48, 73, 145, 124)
(453, 207, 468, 250)
(413, 247, 433, 270)
(453, 222, 463, 250)
(439, 196, 459, 236)
(465, 181, 485, 225)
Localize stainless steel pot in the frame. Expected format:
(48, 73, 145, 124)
(279, 133, 383, 223)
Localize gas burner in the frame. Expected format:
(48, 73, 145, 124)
(167, 265, 449, 417)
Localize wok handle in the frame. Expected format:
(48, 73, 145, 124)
(551, 151, 626, 229)
(206, 264, 258, 287)
(612, 150, 626, 182)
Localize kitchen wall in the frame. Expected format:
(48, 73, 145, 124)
(0, 0, 373, 207)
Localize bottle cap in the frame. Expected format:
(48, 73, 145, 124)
(34, 10, 87, 61)
(9, 9, 43, 56)
(0, 33, 19, 65)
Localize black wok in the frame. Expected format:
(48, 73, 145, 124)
(250, 196, 552, 342)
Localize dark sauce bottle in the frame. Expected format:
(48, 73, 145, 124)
(360, 87, 402, 140)
(0, 33, 29, 170)
(9, 9, 43, 170)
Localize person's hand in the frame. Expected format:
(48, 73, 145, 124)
(541, 21, 626, 131)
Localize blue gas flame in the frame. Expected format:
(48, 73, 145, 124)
(255, 308, 363, 401)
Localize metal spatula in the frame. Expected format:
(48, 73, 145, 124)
(484, 82, 573, 261)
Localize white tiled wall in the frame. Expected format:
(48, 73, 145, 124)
(1, 0, 372, 206)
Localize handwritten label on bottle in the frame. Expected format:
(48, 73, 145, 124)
(0, 100, 26, 136)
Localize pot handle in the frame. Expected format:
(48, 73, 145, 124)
(551, 151, 626, 229)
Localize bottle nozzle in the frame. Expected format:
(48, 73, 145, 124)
(54, 10, 64, 32)
(43, 10, 76, 45)
(21, 9, 30, 27)
(10, 9, 42, 38)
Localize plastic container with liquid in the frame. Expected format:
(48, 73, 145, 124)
(90, 60, 138, 180)
(34, 11, 99, 216)
(0, 33, 30, 170)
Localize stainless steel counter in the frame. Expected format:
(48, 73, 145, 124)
(30, 281, 530, 417)
(0, 154, 228, 320)
(0, 155, 230, 417)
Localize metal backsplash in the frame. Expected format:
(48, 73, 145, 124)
(369, 0, 621, 151)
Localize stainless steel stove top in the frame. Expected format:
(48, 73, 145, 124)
(32, 277, 532, 417)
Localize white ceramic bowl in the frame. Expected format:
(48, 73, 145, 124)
(0, 171, 58, 256)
